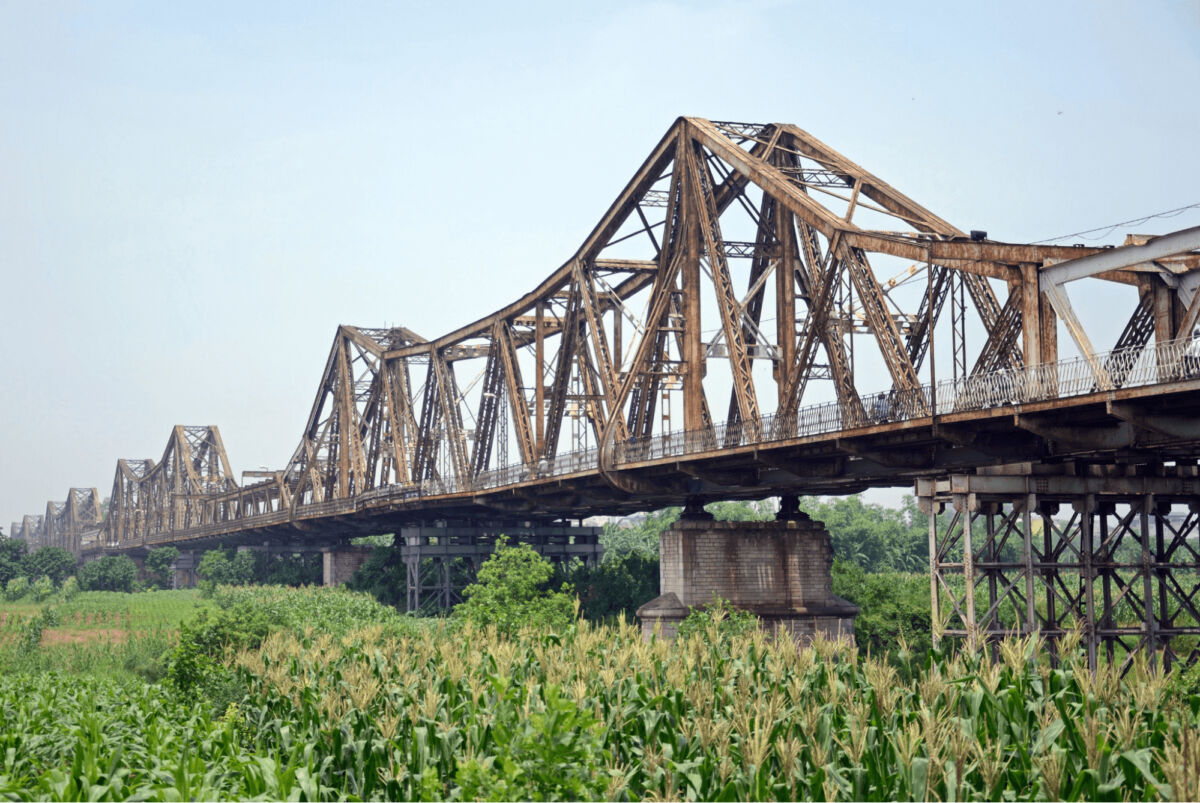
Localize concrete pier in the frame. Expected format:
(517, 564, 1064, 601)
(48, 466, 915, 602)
(637, 508, 857, 643)
(321, 546, 373, 586)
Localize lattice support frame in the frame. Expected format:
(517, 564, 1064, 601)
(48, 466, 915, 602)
(918, 465, 1200, 671)
(399, 524, 604, 614)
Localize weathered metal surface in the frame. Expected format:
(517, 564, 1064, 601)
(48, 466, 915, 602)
(15, 118, 1200, 561)
(920, 464, 1200, 672)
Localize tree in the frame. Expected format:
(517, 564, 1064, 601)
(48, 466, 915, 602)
(455, 538, 575, 634)
(197, 548, 256, 589)
(22, 546, 77, 586)
(261, 552, 322, 586)
(77, 555, 138, 592)
(0, 538, 27, 587)
(801, 495, 929, 573)
(348, 547, 406, 608)
(562, 550, 659, 623)
(231, 551, 256, 583)
(197, 549, 232, 589)
(146, 547, 180, 588)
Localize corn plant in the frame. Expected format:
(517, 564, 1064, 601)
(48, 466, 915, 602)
(0, 586, 1196, 800)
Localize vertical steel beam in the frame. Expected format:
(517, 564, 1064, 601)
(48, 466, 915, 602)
(681, 153, 705, 433)
(535, 303, 545, 455)
(1139, 494, 1157, 665)
(1078, 494, 1098, 671)
(775, 209, 797, 404)
(927, 498, 941, 648)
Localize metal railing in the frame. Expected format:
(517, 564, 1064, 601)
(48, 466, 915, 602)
(614, 336, 1200, 464)
(133, 336, 1200, 542)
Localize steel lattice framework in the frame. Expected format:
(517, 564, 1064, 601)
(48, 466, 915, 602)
(15, 118, 1200, 561)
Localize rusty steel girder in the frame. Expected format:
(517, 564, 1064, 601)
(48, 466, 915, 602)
(15, 117, 1200, 558)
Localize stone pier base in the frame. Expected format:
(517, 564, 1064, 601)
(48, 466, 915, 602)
(171, 550, 198, 589)
(636, 516, 857, 644)
(322, 547, 373, 586)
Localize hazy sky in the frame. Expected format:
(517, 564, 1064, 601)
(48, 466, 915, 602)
(3, 0, 1199, 529)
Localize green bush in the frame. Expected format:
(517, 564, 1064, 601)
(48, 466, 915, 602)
(454, 539, 575, 634)
(145, 547, 179, 589)
(165, 606, 270, 707)
(675, 596, 759, 643)
(77, 555, 138, 592)
(348, 547, 407, 608)
(831, 559, 932, 674)
(259, 552, 322, 586)
(30, 575, 54, 602)
(1166, 659, 1200, 705)
(196, 549, 256, 596)
(5, 576, 29, 601)
(561, 550, 659, 622)
(58, 575, 79, 600)
(22, 547, 76, 586)
(17, 605, 60, 654)
(0, 537, 27, 587)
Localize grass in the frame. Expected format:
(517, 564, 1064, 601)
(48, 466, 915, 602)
(0, 588, 213, 682)
(55, 589, 213, 630)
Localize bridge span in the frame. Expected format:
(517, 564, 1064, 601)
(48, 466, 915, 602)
(13, 118, 1200, 666)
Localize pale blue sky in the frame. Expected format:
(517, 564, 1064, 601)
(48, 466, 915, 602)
(3, 0, 1199, 527)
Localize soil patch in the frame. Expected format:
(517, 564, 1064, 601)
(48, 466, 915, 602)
(41, 628, 128, 646)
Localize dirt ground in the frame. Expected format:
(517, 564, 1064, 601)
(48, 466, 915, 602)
(40, 628, 129, 646)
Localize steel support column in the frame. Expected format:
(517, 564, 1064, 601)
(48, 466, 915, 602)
(918, 464, 1200, 671)
(399, 523, 603, 615)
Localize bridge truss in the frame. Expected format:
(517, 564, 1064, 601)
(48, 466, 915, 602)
(13, 117, 1200, 661)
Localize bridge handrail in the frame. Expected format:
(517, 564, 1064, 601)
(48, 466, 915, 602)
(345, 336, 1200, 505)
(616, 334, 1200, 462)
(116, 335, 1200, 544)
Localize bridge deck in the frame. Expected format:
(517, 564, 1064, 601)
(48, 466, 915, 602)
(85, 356, 1200, 554)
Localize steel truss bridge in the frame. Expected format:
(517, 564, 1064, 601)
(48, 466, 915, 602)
(13, 118, 1200, 664)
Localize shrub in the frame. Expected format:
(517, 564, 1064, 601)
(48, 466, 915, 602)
(165, 606, 268, 707)
(674, 595, 759, 643)
(1166, 659, 1200, 705)
(77, 555, 138, 592)
(5, 575, 29, 601)
(0, 537, 27, 587)
(348, 547, 406, 608)
(831, 559, 932, 675)
(30, 575, 54, 602)
(197, 549, 256, 595)
(59, 575, 79, 600)
(454, 538, 575, 634)
(18, 605, 60, 654)
(261, 552, 321, 586)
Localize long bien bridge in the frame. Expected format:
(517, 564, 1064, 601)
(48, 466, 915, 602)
(13, 118, 1200, 667)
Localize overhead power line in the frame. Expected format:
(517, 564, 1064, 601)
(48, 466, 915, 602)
(1033, 202, 1200, 244)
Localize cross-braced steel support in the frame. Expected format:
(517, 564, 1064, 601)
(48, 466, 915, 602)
(398, 524, 603, 615)
(918, 464, 1200, 671)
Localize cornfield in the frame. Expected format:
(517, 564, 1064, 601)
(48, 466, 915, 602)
(0, 586, 1197, 800)
(229, 619, 1199, 801)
